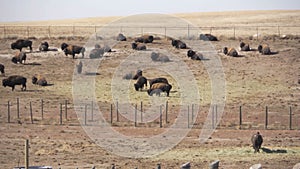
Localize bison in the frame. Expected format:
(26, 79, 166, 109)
(11, 39, 32, 51)
(133, 70, 143, 80)
(240, 42, 251, 51)
(61, 43, 85, 59)
(134, 76, 147, 91)
(147, 82, 172, 97)
(135, 35, 154, 43)
(76, 61, 83, 74)
(199, 34, 218, 41)
(2, 75, 27, 91)
(258, 44, 271, 55)
(251, 132, 263, 153)
(150, 52, 170, 62)
(171, 39, 187, 49)
(12, 51, 26, 64)
(148, 77, 169, 88)
(187, 49, 204, 60)
(89, 44, 104, 59)
(32, 75, 47, 86)
(0, 63, 4, 75)
(117, 33, 127, 41)
(223, 47, 238, 57)
(39, 41, 49, 51)
(132, 43, 146, 50)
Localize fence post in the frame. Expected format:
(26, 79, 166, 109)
(187, 105, 190, 128)
(59, 103, 62, 125)
(265, 106, 268, 130)
(215, 104, 218, 125)
(192, 104, 194, 125)
(187, 24, 190, 39)
(135, 104, 137, 127)
(212, 106, 214, 129)
(165, 101, 168, 123)
(116, 101, 119, 122)
(25, 139, 29, 169)
(160, 105, 162, 128)
(17, 98, 20, 119)
(164, 27, 167, 39)
(48, 26, 51, 38)
(289, 106, 292, 130)
(41, 99, 43, 120)
(239, 106, 242, 129)
(233, 27, 236, 40)
(84, 105, 87, 126)
(278, 26, 280, 37)
(30, 102, 33, 124)
(7, 101, 10, 123)
(91, 101, 94, 121)
(110, 104, 113, 124)
(65, 100, 68, 120)
(3, 26, 6, 38)
(27, 26, 29, 38)
(73, 25, 75, 37)
(140, 101, 143, 122)
(256, 27, 259, 41)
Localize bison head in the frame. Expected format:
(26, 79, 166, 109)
(32, 76, 38, 84)
(258, 45, 263, 53)
(223, 47, 228, 55)
(2, 79, 8, 87)
(131, 43, 137, 49)
(11, 57, 18, 64)
(61, 43, 68, 50)
(187, 50, 196, 57)
(11, 42, 17, 50)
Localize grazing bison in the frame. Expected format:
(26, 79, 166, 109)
(150, 52, 170, 62)
(76, 61, 83, 74)
(117, 33, 127, 41)
(251, 132, 263, 153)
(135, 35, 154, 43)
(2, 75, 27, 91)
(61, 43, 85, 59)
(149, 77, 169, 88)
(133, 70, 143, 80)
(0, 63, 4, 75)
(187, 49, 204, 60)
(132, 43, 146, 50)
(240, 42, 251, 51)
(147, 82, 172, 97)
(12, 51, 26, 64)
(39, 41, 49, 51)
(223, 47, 238, 57)
(11, 39, 32, 51)
(199, 34, 218, 41)
(171, 39, 187, 49)
(134, 76, 147, 91)
(258, 44, 271, 55)
(32, 75, 47, 86)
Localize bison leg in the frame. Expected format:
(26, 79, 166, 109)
(11, 85, 15, 91)
(22, 83, 26, 91)
(29, 46, 32, 52)
(72, 53, 75, 59)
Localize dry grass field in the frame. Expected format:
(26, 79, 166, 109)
(0, 10, 299, 169)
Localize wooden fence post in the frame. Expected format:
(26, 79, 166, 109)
(27, 26, 29, 38)
(72, 25, 75, 37)
(135, 104, 137, 127)
(289, 106, 292, 130)
(165, 101, 168, 123)
(59, 103, 62, 125)
(265, 106, 268, 130)
(65, 100, 68, 120)
(192, 104, 194, 124)
(84, 105, 87, 126)
(30, 102, 33, 124)
(278, 26, 280, 37)
(160, 105, 162, 128)
(48, 26, 51, 38)
(91, 101, 94, 121)
(3, 26, 6, 38)
(215, 104, 218, 125)
(140, 101, 143, 122)
(17, 98, 20, 119)
(164, 27, 167, 39)
(212, 106, 215, 129)
(7, 101, 10, 123)
(256, 27, 259, 41)
(187, 24, 190, 39)
(116, 101, 119, 122)
(239, 106, 242, 129)
(110, 104, 113, 124)
(25, 139, 29, 169)
(233, 26, 236, 40)
(41, 99, 43, 120)
(187, 105, 190, 128)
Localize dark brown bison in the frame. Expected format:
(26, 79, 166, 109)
(199, 34, 218, 41)
(89, 44, 104, 59)
(223, 47, 238, 57)
(149, 77, 169, 88)
(132, 43, 146, 50)
(240, 42, 251, 51)
(32, 75, 47, 86)
(117, 33, 127, 41)
(2, 75, 27, 91)
(187, 49, 204, 60)
(147, 82, 172, 97)
(150, 52, 170, 62)
(133, 70, 143, 80)
(135, 35, 154, 43)
(171, 39, 187, 49)
(134, 76, 147, 91)
(258, 44, 271, 55)
(76, 61, 83, 74)
(251, 132, 263, 153)
(11, 39, 32, 51)
(61, 43, 85, 59)
(0, 63, 4, 75)
(12, 51, 26, 64)
(39, 41, 49, 51)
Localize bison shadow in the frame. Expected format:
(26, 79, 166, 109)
(84, 72, 100, 76)
(24, 62, 42, 66)
(261, 147, 287, 154)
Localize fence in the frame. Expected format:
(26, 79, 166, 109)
(1, 98, 299, 130)
(0, 25, 300, 39)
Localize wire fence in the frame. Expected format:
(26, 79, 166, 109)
(0, 25, 300, 40)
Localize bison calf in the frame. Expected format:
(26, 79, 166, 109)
(134, 76, 147, 91)
(61, 43, 85, 59)
(223, 47, 238, 57)
(258, 44, 271, 55)
(251, 132, 263, 153)
(32, 75, 47, 86)
(12, 51, 27, 64)
(2, 75, 27, 91)
(0, 63, 4, 75)
(11, 39, 32, 51)
(147, 82, 172, 97)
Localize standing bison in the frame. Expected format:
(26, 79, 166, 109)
(258, 44, 271, 55)
(32, 75, 47, 86)
(171, 39, 187, 49)
(2, 75, 27, 91)
(61, 43, 85, 59)
(199, 34, 218, 41)
(0, 63, 4, 75)
(251, 132, 263, 153)
(134, 76, 147, 91)
(147, 82, 172, 97)
(11, 39, 32, 51)
(39, 41, 49, 51)
(223, 47, 238, 57)
(12, 51, 27, 64)
(135, 35, 154, 43)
